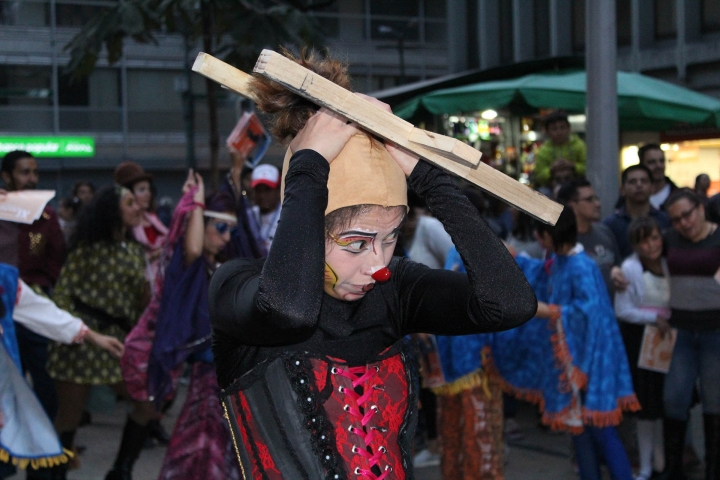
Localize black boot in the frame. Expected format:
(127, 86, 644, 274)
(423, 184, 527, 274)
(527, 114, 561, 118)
(104, 417, 150, 480)
(706, 414, 720, 480)
(656, 418, 688, 480)
(147, 419, 171, 446)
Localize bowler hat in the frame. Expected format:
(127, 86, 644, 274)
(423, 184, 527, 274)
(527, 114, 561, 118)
(114, 161, 153, 188)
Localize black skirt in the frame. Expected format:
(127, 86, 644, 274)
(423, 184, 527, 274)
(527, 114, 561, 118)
(619, 322, 665, 420)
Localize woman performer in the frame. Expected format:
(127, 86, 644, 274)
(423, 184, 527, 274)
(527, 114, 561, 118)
(490, 208, 638, 480)
(46, 185, 148, 480)
(114, 161, 169, 290)
(209, 51, 537, 479)
(1, 264, 123, 478)
(155, 175, 241, 479)
(433, 245, 505, 480)
(111, 171, 241, 480)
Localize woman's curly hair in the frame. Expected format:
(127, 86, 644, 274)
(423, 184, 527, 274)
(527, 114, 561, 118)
(69, 185, 127, 251)
(250, 48, 352, 141)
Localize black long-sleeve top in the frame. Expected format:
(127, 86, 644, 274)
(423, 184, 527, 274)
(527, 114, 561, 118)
(210, 150, 537, 388)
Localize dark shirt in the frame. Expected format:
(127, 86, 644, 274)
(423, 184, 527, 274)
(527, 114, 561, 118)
(18, 205, 66, 289)
(578, 222, 620, 297)
(603, 205, 670, 260)
(209, 150, 537, 388)
(706, 193, 720, 224)
(666, 227, 720, 331)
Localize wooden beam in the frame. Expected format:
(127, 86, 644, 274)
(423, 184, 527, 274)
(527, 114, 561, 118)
(409, 128, 482, 165)
(193, 52, 256, 101)
(193, 51, 562, 224)
(252, 49, 561, 224)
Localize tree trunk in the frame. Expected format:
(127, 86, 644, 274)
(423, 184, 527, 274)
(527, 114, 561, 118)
(201, 0, 220, 190)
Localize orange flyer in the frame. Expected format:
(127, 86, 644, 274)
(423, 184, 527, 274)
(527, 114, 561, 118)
(638, 324, 677, 374)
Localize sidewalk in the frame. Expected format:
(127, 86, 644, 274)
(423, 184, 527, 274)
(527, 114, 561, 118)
(12, 386, 705, 480)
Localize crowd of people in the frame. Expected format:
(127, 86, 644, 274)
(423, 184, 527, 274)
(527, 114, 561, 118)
(0, 146, 284, 480)
(0, 50, 718, 480)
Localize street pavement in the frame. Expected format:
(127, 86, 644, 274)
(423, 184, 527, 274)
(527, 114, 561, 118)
(8, 386, 706, 480)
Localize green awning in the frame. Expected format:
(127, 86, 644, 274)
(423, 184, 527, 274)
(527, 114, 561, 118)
(394, 70, 720, 131)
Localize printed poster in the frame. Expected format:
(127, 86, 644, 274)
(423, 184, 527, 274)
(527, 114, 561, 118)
(638, 324, 677, 374)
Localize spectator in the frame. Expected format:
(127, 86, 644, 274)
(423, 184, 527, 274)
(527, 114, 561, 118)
(0, 150, 66, 424)
(534, 111, 587, 186)
(249, 164, 282, 252)
(57, 196, 82, 241)
(559, 178, 621, 297)
(507, 209, 543, 259)
(604, 164, 670, 260)
(219, 152, 264, 260)
(46, 185, 148, 480)
(156, 196, 174, 228)
(71, 180, 95, 205)
(538, 158, 577, 199)
(656, 188, 720, 480)
(695, 173, 711, 203)
(614, 217, 670, 480)
(638, 144, 678, 210)
(114, 161, 169, 290)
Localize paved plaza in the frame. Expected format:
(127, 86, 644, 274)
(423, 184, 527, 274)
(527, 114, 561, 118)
(6, 386, 706, 480)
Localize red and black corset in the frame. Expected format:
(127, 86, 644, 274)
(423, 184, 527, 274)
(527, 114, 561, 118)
(221, 342, 418, 480)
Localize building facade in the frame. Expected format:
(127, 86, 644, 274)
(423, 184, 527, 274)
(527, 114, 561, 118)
(1, 0, 720, 197)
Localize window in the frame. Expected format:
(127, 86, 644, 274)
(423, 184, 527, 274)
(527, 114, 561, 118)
(0, 0, 49, 26)
(572, 0, 585, 53)
(534, 0, 550, 57)
(307, 1, 339, 39)
(58, 74, 88, 106)
(424, 0, 445, 19)
(702, 0, 720, 33)
(654, 0, 676, 40)
(0, 65, 52, 105)
(370, 0, 420, 41)
(617, 1, 631, 46)
(56, 4, 110, 27)
(499, 0, 513, 63)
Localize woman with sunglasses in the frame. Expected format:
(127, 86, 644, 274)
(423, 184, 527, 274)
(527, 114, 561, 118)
(209, 50, 537, 479)
(106, 171, 240, 480)
(657, 188, 720, 480)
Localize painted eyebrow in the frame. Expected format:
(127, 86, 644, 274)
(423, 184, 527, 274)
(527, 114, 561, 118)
(337, 230, 378, 238)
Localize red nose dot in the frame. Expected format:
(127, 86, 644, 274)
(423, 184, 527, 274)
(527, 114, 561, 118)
(371, 267, 391, 282)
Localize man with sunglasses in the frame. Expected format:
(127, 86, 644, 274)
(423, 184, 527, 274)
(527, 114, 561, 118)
(604, 164, 671, 260)
(558, 178, 621, 297)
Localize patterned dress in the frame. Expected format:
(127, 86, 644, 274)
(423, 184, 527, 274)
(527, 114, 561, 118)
(47, 241, 146, 385)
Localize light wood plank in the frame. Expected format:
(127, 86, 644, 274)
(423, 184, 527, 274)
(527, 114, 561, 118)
(408, 128, 482, 165)
(192, 51, 561, 224)
(193, 52, 257, 101)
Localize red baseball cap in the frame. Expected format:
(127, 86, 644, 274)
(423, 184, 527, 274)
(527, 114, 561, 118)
(251, 164, 280, 189)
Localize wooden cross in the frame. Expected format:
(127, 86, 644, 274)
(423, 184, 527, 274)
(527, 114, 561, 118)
(193, 50, 562, 224)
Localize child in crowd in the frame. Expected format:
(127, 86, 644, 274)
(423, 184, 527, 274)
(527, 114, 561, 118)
(614, 217, 670, 480)
(534, 111, 587, 187)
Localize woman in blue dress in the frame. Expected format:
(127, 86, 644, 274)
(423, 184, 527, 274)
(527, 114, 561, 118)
(491, 207, 639, 480)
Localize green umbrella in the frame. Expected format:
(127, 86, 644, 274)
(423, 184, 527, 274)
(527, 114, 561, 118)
(394, 70, 720, 131)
